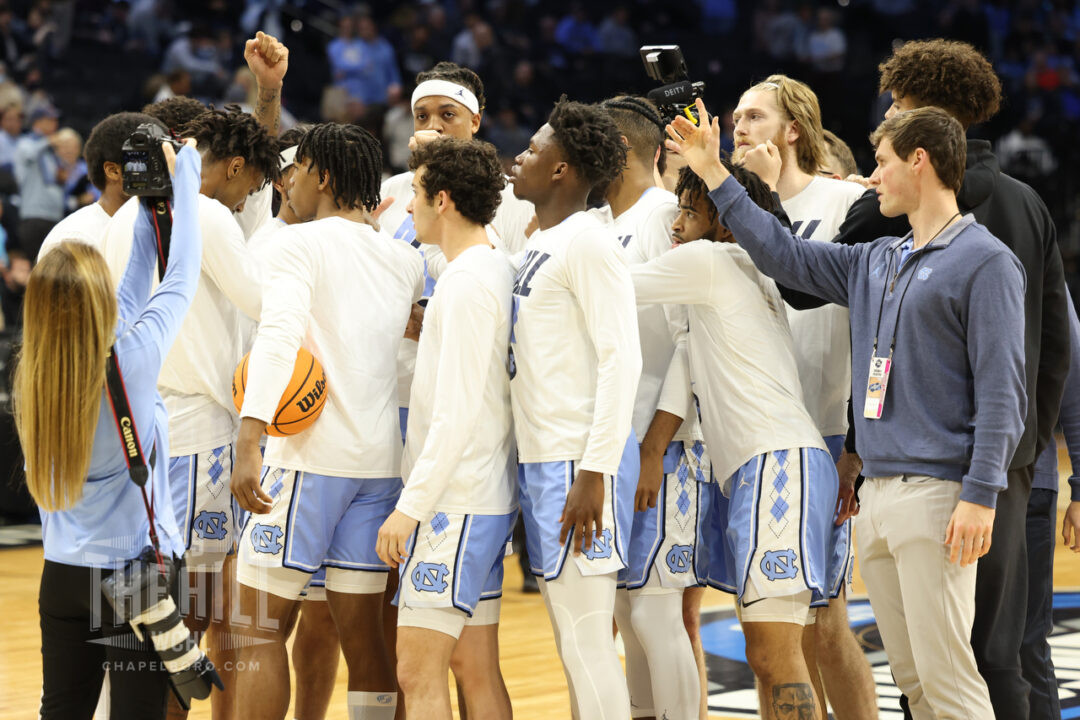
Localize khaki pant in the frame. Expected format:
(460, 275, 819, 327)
(856, 475, 995, 720)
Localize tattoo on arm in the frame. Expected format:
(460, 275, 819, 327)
(771, 683, 817, 720)
(254, 85, 281, 136)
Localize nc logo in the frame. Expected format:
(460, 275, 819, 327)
(192, 510, 228, 540)
(582, 528, 613, 561)
(666, 545, 693, 574)
(918, 267, 933, 280)
(760, 549, 799, 581)
(412, 562, 449, 593)
(251, 523, 284, 554)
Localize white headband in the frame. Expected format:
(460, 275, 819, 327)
(279, 145, 297, 170)
(411, 80, 480, 115)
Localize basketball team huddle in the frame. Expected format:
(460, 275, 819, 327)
(28, 26, 1073, 720)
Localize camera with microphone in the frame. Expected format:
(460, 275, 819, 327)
(121, 123, 183, 198)
(640, 45, 705, 125)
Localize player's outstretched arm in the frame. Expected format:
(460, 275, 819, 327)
(244, 31, 288, 136)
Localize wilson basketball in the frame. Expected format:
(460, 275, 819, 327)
(232, 348, 328, 437)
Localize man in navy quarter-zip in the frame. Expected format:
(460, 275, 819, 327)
(666, 100, 1026, 720)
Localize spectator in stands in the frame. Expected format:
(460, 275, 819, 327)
(14, 102, 63, 260)
(555, 3, 599, 55)
(52, 127, 93, 213)
(162, 23, 227, 97)
(805, 8, 846, 73)
(598, 6, 637, 58)
(486, 107, 531, 166)
(998, 115, 1058, 180)
(0, 103, 20, 171)
(152, 69, 192, 103)
(326, 9, 401, 127)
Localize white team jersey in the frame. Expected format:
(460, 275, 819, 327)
(781, 176, 864, 438)
(631, 240, 826, 486)
(613, 187, 702, 443)
(510, 211, 641, 474)
(399, 245, 517, 518)
(233, 183, 274, 240)
(100, 195, 263, 454)
(243, 216, 424, 478)
(379, 170, 535, 407)
(37, 202, 111, 259)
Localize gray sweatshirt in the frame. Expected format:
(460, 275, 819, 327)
(709, 178, 1026, 508)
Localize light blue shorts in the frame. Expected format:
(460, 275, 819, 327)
(394, 509, 516, 617)
(170, 445, 236, 571)
(518, 433, 637, 582)
(698, 446, 838, 605)
(822, 434, 854, 600)
(236, 468, 402, 599)
(620, 440, 712, 591)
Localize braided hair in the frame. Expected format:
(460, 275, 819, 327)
(184, 105, 281, 186)
(142, 97, 206, 135)
(547, 96, 628, 193)
(601, 95, 667, 174)
(675, 157, 778, 223)
(295, 123, 382, 212)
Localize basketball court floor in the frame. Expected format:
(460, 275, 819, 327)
(3, 444, 1079, 719)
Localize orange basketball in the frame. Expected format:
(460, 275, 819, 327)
(232, 347, 328, 437)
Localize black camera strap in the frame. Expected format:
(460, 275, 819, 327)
(104, 346, 165, 570)
(142, 196, 173, 279)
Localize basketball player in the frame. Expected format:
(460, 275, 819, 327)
(600, 95, 704, 720)
(508, 98, 640, 720)
(732, 74, 874, 719)
(373, 138, 514, 720)
(876, 40, 1070, 720)
(36, 112, 165, 258)
(631, 160, 838, 720)
(671, 98, 1026, 720)
(819, 130, 858, 180)
(231, 123, 423, 720)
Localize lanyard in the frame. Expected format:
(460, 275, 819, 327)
(870, 213, 960, 359)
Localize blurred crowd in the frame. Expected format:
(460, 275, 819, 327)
(0, 0, 1079, 325)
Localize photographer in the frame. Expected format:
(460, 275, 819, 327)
(15, 138, 203, 719)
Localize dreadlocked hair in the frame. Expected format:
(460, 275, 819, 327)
(295, 123, 382, 212)
(548, 96, 628, 193)
(141, 96, 206, 135)
(675, 157, 778, 221)
(184, 105, 281, 186)
(416, 61, 486, 113)
(279, 123, 313, 148)
(601, 95, 667, 174)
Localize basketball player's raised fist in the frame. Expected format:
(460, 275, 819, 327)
(244, 31, 289, 89)
(408, 130, 441, 153)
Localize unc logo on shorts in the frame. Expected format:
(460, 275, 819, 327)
(411, 562, 449, 593)
(760, 549, 799, 581)
(666, 544, 693, 574)
(582, 528, 613, 561)
(192, 510, 228, 540)
(250, 523, 284, 554)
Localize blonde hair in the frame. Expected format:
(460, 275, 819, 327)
(14, 242, 117, 511)
(744, 75, 827, 176)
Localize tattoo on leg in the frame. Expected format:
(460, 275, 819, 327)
(771, 683, 816, 720)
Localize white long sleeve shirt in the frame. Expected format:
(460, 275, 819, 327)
(242, 216, 424, 478)
(510, 211, 641, 474)
(100, 195, 264, 455)
(781, 176, 864, 438)
(631, 240, 825, 485)
(614, 187, 702, 443)
(379, 170, 536, 407)
(398, 245, 517, 519)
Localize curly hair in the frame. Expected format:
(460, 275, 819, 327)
(84, 112, 165, 191)
(141, 96, 206, 135)
(675, 158, 777, 223)
(409, 138, 505, 226)
(878, 39, 1001, 128)
(184, 105, 281, 186)
(295, 122, 382, 212)
(416, 61, 486, 113)
(601, 95, 667, 174)
(548, 96, 628, 193)
(279, 123, 312, 149)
